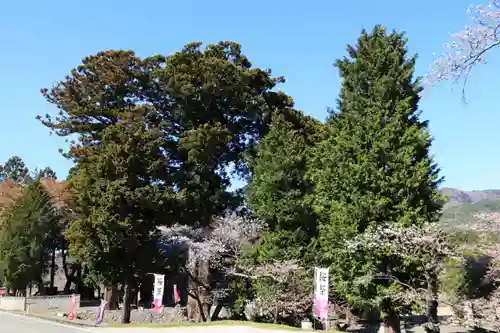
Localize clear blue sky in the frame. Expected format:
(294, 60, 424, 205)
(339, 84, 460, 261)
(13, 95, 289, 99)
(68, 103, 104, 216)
(1, 0, 498, 191)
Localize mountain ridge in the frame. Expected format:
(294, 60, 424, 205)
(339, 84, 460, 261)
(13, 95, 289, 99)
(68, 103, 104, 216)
(439, 187, 500, 225)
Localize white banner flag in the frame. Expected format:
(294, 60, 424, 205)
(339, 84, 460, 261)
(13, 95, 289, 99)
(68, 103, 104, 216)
(314, 267, 329, 319)
(152, 274, 165, 311)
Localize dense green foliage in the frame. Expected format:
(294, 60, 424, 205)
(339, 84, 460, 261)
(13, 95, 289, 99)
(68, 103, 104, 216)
(0, 156, 30, 183)
(2, 26, 489, 329)
(0, 180, 58, 292)
(310, 26, 442, 238)
(247, 111, 324, 263)
(237, 26, 449, 330)
(35, 42, 295, 323)
(308, 26, 443, 319)
(39, 43, 293, 227)
(65, 122, 168, 285)
(248, 111, 320, 235)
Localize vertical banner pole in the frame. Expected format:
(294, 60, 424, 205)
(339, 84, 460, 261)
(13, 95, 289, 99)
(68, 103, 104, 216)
(313, 267, 329, 330)
(152, 274, 165, 312)
(68, 294, 77, 320)
(96, 299, 107, 325)
(173, 284, 181, 304)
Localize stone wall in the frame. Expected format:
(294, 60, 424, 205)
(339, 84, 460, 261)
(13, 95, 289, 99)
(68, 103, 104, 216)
(437, 305, 454, 317)
(0, 296, 25, 311)
(0, 294, 80, 313)
(27, 294, 80, 312)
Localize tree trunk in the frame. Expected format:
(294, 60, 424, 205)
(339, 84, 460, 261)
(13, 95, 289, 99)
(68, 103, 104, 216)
(50, 249, 56, 289)
(423, 270, 440, 333)
(210, 302, 224, 321)
(199, 260, 213, 322)
(62, 249, 76, 293)
(121, 280, 132, 324)
(426, 271, 439, 324)
(384, 313, 401, 333)
(37, 279, 44, 295)
(75, 266, 84, 294)
(186, 259, 212, 322)
(426, 298, 438, 323)
(63, 267, 76, 293)
(187, 291, 204, 322)
(203, 301, 211, 322)
(105, 284, 119, 310)
(199, 284, 212, 322)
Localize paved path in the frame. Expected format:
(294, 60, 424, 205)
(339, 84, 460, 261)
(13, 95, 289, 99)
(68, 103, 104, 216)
(0, 312, 295, 333)
(0, 311, 93, 333)
(0, 311, 471, 333)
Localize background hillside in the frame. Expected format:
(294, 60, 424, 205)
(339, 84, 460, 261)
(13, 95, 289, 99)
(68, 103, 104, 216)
(440, 188, 500, 225)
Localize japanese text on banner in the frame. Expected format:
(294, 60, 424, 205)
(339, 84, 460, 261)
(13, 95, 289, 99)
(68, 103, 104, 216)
(314, 267, 329, 320)
(153, 274, 165, 301)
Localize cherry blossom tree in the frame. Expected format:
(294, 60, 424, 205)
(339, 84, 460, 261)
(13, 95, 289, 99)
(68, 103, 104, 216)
(158, 216, 309, 322)
(341, 223, 460, 333)
(249, 260, 312, 326)
(159, 216, 267, 282)
(428, 1, 500, 97)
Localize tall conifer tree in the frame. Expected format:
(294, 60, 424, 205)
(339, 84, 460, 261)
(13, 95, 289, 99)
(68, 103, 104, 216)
(311, 25, 442, 239)
(309, 26, 443, 332)
(247, 110, 324, 262)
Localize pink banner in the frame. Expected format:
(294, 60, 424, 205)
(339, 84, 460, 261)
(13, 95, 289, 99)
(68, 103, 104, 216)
(96, 299, 107, 325)
(314, 299, 328, 319)
(152, 274, 165, 312)
(152, 298, 163, 312)
(68, 294, 77, 320)
(173, 284, 181, 304)
(314, 267, 329, 320)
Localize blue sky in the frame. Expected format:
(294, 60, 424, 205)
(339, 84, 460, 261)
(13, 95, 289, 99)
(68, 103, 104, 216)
(1, 0, 498, 191)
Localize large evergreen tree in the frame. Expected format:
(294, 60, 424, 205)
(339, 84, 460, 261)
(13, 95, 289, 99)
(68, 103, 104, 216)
(39, 43, 293, 227)
(311, 25, 442, 237)
(247, 110, 323, 262)
(0, 180, 56, 293)
(38, 42, 293, 323)
(66, 121, 167, 323)
(309, 26, 443, 332)
(0, 156, 30, 184)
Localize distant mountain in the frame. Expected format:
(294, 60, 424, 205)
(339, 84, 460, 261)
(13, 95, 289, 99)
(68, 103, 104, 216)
(439, 187, 500, 225)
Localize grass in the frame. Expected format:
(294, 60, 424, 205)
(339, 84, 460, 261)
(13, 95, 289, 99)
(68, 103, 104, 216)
(109, 320, 319, 331)
(1, 308, 338, 331)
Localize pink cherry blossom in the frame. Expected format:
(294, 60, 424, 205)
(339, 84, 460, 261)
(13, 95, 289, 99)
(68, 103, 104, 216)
(427, 1, 500, 95)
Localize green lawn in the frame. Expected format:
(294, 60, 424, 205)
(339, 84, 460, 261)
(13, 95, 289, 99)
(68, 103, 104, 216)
(5, 308, 339, 331)
(110, 320, 320, 331)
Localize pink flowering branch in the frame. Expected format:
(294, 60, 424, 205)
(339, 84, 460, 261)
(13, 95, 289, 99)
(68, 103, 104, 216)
(427, 1, 500, 98)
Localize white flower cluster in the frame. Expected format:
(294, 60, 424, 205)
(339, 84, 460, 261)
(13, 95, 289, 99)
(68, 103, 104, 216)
(343, 223, 460, 310)
(427, 0, 500, 86)
(158, 216, 267, 273)
(470, 212, 500, 233)
(344, 223, 457, 263)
